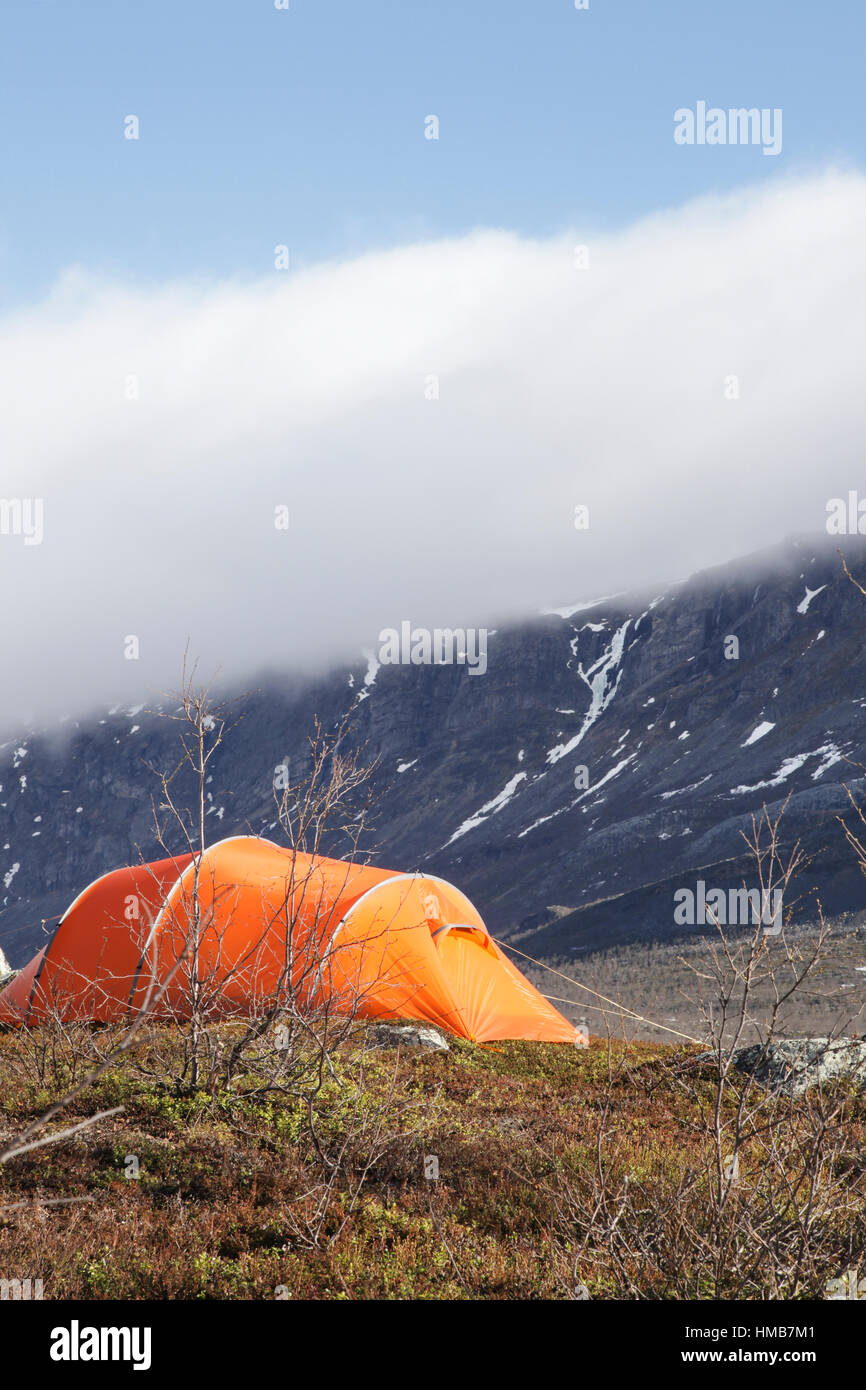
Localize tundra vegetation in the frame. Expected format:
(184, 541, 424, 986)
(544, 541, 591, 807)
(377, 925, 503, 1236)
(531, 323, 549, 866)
(0, 666, 864, 1300)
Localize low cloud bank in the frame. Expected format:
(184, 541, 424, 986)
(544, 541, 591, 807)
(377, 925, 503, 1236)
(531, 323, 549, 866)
(2, 168, 865, 730)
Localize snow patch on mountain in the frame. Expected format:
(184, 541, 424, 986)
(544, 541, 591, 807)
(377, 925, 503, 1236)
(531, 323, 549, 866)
(518, 804, 569, 839)
(545, 594, 619, 620)
(578, 752, 636, 800)
(546, 620, 631, 765)
(730, 742, 845, 794)
(811, 743, 845, 778)
(446, 771, 527, 844)
(354, 651, 380, 702)
(797, 585, 826, 614)
(659, 774, 713, 800)
(743, 721, 776, 747)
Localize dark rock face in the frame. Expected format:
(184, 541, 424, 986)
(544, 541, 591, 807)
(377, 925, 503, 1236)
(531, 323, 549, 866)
(3, 532, 866, 967)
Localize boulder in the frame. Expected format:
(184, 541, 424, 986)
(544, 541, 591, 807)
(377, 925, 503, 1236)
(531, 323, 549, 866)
(366, 1023, 450, 1053)
(731, 1037, 866, 1097)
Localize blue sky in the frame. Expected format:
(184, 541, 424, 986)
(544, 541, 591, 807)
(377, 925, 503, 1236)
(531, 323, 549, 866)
(1, 0, 863, 308)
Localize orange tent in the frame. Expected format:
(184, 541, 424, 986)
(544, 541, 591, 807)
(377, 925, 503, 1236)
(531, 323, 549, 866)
(0, 836, 577, 1043)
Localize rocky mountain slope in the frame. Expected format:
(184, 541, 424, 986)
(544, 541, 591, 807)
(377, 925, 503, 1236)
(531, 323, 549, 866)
(3, 532, 866, 968)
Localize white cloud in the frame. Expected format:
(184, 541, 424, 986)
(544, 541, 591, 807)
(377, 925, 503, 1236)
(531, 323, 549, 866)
(2, 168, 866, 730)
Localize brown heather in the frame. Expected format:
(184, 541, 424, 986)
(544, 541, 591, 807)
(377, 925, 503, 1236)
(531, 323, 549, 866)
(1, 1022, 864, 1301)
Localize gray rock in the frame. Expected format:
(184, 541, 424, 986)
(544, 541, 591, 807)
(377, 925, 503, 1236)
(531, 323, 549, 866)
(731, 1037, 866, 1096)
(366, 1023, 450, 1053)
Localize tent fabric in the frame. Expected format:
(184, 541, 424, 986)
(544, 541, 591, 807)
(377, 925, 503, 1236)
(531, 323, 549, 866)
(0, 835, 577, 1043)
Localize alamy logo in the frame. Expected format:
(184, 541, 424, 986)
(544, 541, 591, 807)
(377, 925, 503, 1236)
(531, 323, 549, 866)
(674, 880, 783, 935)
(674, 102, 782, 156)
(826, 492, 866, 535)
(1, 1276, 43, 1300)
(825, 1268, 866, 1299)
(0, 497, 43, 545)
(378, 622, 488, 676)
(50, 1320, 152, 1371)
